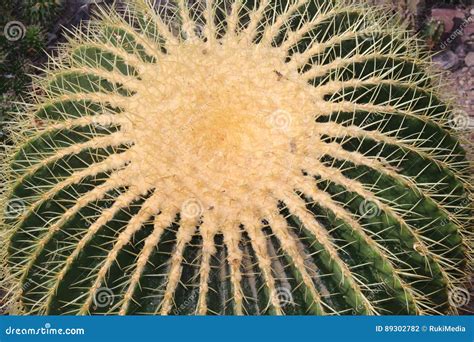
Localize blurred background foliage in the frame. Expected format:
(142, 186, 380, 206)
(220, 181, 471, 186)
(0, 0, 63, 144)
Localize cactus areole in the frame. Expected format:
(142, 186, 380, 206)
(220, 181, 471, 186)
(0, 0, 471, 315)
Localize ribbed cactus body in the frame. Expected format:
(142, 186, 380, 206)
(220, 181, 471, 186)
(0, 0, 471, 315)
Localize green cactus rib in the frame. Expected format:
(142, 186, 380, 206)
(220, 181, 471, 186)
(0, 0, 472, 315)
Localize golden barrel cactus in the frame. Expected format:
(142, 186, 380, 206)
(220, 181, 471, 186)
(0, 0, 472, 315)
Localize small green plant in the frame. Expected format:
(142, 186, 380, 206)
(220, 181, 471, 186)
(422, 19, 445, 49)
(22, 25, 45, 54)
(23, 0, 62, 26)
(0, 0, 472, 315)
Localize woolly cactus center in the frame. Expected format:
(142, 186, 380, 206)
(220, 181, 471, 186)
(124, 41, 321, 195)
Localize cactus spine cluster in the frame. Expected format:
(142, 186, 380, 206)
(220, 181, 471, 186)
(0, 0, 472, 315)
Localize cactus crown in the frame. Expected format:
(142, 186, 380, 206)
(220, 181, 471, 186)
(0, 0, 472, 315)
